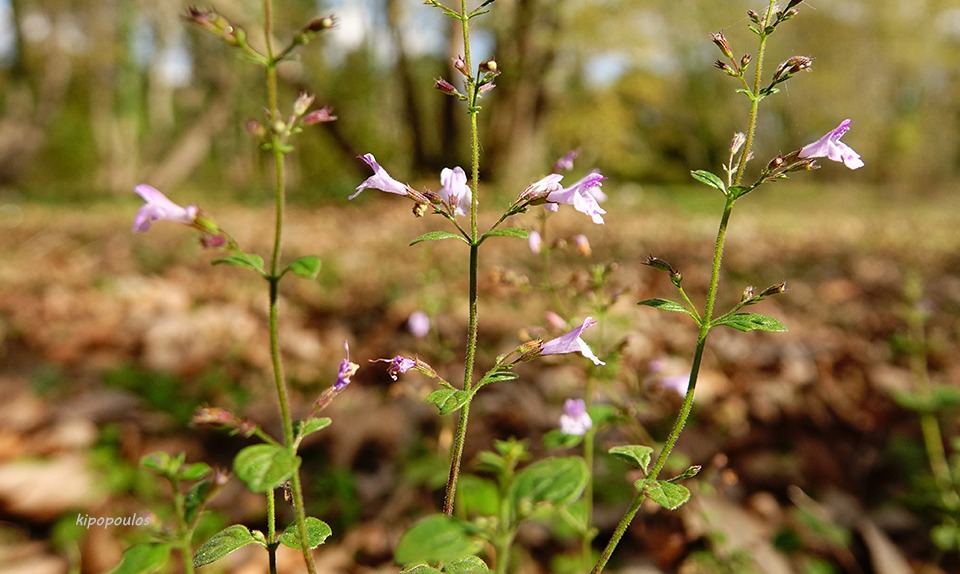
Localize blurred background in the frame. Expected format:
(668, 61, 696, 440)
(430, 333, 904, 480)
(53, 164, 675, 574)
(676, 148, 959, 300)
(1, 0, 959, 573)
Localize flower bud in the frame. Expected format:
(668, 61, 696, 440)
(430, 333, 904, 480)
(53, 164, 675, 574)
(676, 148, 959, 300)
(711, 32, 733, 59)
(747, 9, 760, 24)
(643, 254, 678, 275)
(772, 55, 813, 84)
(759, 281, 787, 297)
(303, 106, 337, 124)
(740, 54, 752, 69)
(572, 234, 591, 257)
(434, 77, 458, 96)
(453, 55, 468, 76)
(307, 15, 336, 32)
(479, 59, 497, 73)
(293, 93, 315, 117)
(730, 132, 746, 155)
(767, 154, 786, 171)
(244, 119, 267, 139)
(714, 60, 737, 77)
(742, 285, 756, 302)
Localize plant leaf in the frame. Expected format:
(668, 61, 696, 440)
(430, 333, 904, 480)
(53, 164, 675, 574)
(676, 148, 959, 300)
(427, 389, 471, 415)
(476, 369, 518, 388)
(108, 543, 170, 574)
(511, 457, 589, 512)
(410, 231, 469, 246)
(295, 417, 332, 440)
(400, 566, 444, 574)
(712, 312, 787, 332)
(193, 525, 260, 567)
(608, 445, 655, 475)
(638, 298, 695, 317)
(446, 555, 492, 573)
(690, 170, 727, 194)
(480, 227, 529, 242)
(394, 515, 481, 566)
(635, 478, 691, 510)
(278, 517, 333, 550)
(233, 444, 300, 493)
(212, 253, 265, 275)
(286, 255, 321, 279)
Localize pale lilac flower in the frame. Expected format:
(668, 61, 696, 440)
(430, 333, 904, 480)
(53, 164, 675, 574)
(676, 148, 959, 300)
(572, 234, 591, 257)
(659, 373, 690, 397)
(334, 341, 360, 391)
(544, 171, 607, 224)
(439, 166, 471, 216)
(519, 173, 564, 203)
(528, 230, 542, 253)
(559, 398, 593, 436)
(374, 355, 417, 381)
(552, 149, 580, 172)
(541, 317, 605, 366)
(799, 119, 864, 170)
(408, 311, 430, 339)
(544, 311, 567, 331)
(132, 184, 199, 232)
(350, 153, 411, 200)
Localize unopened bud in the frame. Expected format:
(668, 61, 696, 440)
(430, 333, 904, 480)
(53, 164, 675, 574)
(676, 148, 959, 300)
(479, 59, 497, 73)
(244, 119, 267, 139)
(767, 154, 786, 170)
(742, 285, 756, 302)
(714, 60, 737, 77)
(740, 54, 752, 69)
(772, 55, 813, 83)
(303, 106, 337, 124)
(572, 234, 591, 257)
(293, 93, 315, 117)
(730, 132, 746, 155)
(453, 55, 468, 76)
(307, 15, 336, 32)
(711, 32, 733, 59)
(747, 9, 760, 24)
(434, 77, 458, 95)
(759, 282, 787, 297)
(643, 254, 678, 277)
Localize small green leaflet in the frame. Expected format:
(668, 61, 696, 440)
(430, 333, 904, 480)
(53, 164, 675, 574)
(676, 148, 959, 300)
(635, 478, 691, 510)
(285, 255, 321, 279)
(690, 170, 727, 195)
(712, 312, 787, 332)
(427, 389, 471, 415)
(410, 231, 469, 246)
(608, 445, 654, 475)
(212, 253, 265, 275)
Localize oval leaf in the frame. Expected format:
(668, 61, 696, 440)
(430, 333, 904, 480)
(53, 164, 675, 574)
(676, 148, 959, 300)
(233, 444, 300, 493)
(447, 555, 492, 573)
(712, 312, 786, 332)
(295, 417, 332, 440)
(511, 457, 589, 509)
(636, 478, 691, 510)
(476, 370, 518, 388)
(608, 445, 654, 474)
(286, 255, 321, 279)
(410, 231, 469, 246)
(109, 543, 170, 574)
(212, 253, 265, 275)
(480, 227, 529, 242)
(638, 298, 695, 317)
(193, 525, 259, 567)
(279, 517, 333, 550)
(394, 515, 481, 566)
(690, 170, 727, 194)
(427, 389, 471, 415)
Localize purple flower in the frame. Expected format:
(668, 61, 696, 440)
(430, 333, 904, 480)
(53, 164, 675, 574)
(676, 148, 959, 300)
(552, 149, 580, 172)
(132, 184, 199, 232)
(408, 311, 430, 339)
(559, 398, 593, 436)
(799, 119, 864, 170)
(374, 355, 417, 381)
(350, 153, 411, 200)
(528, 230, 542, 253)
(659, 373, 690, 397)
(541, 317, 605, 366)
(334, 341, 360, 391)
(439, 166, 471, 216)
(544, 171, 607, 224)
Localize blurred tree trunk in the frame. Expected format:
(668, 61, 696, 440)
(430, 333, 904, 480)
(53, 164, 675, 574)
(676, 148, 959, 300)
(0, 0, 74, 186)
(385, 0, 430, 170)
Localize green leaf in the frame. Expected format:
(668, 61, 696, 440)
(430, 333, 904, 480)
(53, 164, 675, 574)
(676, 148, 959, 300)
(712, 312, 787, 332)
(179, 462, 211, 482)
(638, 298, 695, 317)
(480, 227, 529, 242)
(457, 475, 500, 517)
(728, 185, 749, 199)
(394, 515, 481, 566)
(184, 480, 213, 524)
(286, 255, 321, 279)
(140, 452, 173, 474)
(193, 525, 260, 567)
(893, 386, 960, 413)
(690, 170, 727, 194)
(543, 428, 584, 450)
(410, 231, 469, 246)
(427, 389, 471, 415)
(109, 543, 170, 574)
(278, 517, 333, 550)
(295, 417, 332, 440)
(400, 566, 443, 574)
(446, 555, 491, 573)
(608, 445, 655, 475)
(212, 253, 265, 275)
(511, 457, 589, 510)
(233, 444, 300, 493)
(635, 478, 691, 510)
(476, 370, 518, 388)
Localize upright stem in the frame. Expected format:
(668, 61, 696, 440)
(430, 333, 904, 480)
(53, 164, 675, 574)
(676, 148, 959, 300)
(262, 1, 315, 570)
(733, 0, 776, 186)
(443, 0, 481, 516)
(170, 480, 195, 574)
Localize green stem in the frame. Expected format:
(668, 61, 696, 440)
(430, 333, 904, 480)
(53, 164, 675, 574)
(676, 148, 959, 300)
(733, 0, 777, 186)
(170, 479, 194, 574)
(261, 1, 315, 570)
(592, 197, 736, 574)
(267, 489, 277, 574)
(443, 0, 481, 517)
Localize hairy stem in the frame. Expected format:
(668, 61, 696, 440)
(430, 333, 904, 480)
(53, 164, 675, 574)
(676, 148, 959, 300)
(733, 0, 777, 186)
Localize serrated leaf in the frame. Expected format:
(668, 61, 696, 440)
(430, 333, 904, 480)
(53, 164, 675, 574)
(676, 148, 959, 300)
(286, 255, 321, 279)
(446, 555, 491, 573)
(193, 525, 260, 567)
(278, 517, 333, 549)
(712, 312, 787, 332)
(233, 444, 300, 493)
(480, 227, 529, 242)
(690, 170, 727, 194)
(511, 457, 589, 511)
(410, 231, 468, 246)
(608, 445, 655, 474)
(108, 543, 170, 574)
(636, 478, 691, 510)
(427, 389, 471, 415)
(638, 298, 695, 317)
(394, 515, 481, 566)
(295, 417, 332, 440)
(212, 253, 265, 275)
